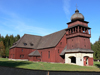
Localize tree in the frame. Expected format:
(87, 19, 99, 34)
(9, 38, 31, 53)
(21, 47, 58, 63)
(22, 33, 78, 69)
(0, 41, 6, 57)
(0, 34, 20, 57)
(93, 41, 98, 59)
(15, 34, 20, 42)
(96, 39, 100, 59)
(0, 34, 1, 42)
(99, 36, 100, 41)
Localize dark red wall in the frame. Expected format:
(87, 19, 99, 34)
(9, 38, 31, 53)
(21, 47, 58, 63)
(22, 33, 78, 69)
(67, 37, 91, 49)
(55, 34, 66, 63)
(88, 58, 93, 66)
(68, 21, 88, 27)
(28, 56, 41, 61)
(83, 56, 93, 66)
(37, 34, 66, 63)
(28, 56, 33, 61)
(9, 34, 67, 63)
(9, 48, 35, 59)
(9, 48, 15, 59)
(38, 48, 55, 62)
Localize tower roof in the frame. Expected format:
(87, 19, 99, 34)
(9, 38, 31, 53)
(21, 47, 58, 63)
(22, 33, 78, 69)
(71, 9, 84, 22)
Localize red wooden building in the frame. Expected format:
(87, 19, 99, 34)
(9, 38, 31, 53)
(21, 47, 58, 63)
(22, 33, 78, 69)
(9, 9, 94, 66)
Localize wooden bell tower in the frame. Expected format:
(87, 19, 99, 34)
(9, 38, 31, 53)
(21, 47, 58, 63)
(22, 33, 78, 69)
(66, 9, 91, 50)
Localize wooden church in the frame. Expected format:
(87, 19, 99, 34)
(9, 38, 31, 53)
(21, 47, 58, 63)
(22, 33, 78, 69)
(9, 9, 94, 66)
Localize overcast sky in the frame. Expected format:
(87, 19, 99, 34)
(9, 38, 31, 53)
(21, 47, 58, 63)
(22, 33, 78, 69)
(0, 0, 100, 44)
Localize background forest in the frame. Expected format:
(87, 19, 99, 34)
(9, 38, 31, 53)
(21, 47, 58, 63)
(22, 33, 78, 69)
(0, 34, 100, 60)
(0, 34, 20, 57)
(91, 37, 100, 60)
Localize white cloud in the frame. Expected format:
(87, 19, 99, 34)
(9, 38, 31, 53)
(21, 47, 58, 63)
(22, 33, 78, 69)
(12, 20, 52, 36)
(0, 7, 53, 37)
(62, 0, 71, 21)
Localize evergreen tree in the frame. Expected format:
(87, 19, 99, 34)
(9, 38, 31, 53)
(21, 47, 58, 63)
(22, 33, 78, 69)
(0, 34, 1, 42)
(0, 41, 6, 57)
(97, 39, 100, 59)
(0, 34, 20, 57)
(93, 41, 98, 59)
(15, 34, 20, 42)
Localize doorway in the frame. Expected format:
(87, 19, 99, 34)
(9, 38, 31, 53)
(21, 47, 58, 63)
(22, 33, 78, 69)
(84, 56, 89, 66)
(86, 57, 88, 65)
(69, 56, 76, 63)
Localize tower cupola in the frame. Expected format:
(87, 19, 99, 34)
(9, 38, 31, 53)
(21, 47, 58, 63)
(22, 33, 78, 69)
(71, 9, 84, 22)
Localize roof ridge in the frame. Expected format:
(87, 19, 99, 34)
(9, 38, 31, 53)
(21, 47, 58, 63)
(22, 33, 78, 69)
(43, 29, 65, 37)
(24, 34, 42, 37)
(33, 50, 36, 54)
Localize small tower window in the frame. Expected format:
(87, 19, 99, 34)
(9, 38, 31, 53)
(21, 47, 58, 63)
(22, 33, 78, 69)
(84, 39, 85, 41)
(72, 39, 73, 41)
(58, 49, 59, 53)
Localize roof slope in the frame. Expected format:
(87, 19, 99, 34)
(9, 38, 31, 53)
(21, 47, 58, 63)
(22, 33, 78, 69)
(65, 48, 94, 53)
(28, 50, 41, 56)
(10, 34, 42, 49)
(36, 29, 66, 49)
(10, 29, 66, 49)
(60, 45, 67, 56)
(60, 48, 94, 56)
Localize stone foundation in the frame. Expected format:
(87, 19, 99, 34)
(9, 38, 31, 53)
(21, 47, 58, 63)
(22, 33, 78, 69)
(65, 53, 93, 66)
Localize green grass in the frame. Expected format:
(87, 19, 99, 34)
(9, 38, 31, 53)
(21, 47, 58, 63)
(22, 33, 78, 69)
(0, 58, 100, 71)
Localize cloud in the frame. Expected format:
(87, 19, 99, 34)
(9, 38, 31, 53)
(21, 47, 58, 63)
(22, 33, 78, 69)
(0, 17, 52, 36)
(0, 6, 53, 37)
(62, 0, 71, 20)
(12, 20, 52, 36)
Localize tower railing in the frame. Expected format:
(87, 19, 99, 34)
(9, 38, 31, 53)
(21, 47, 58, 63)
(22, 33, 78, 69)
(66, 27, 91, 36)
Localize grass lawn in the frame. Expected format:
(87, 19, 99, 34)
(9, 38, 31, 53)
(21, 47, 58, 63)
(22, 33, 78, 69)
(0, 58, 100, 71)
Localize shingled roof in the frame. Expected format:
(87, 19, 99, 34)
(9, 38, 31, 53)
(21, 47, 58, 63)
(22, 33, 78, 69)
(65, 48, 94, 53)
(36, 29, 66, 49)
(28, 50, 41, 56)
(10, 34, 42, 49)
(60, 45, 67, 56)
(60, 48, 94, 56)
(10, 29, 66, 49)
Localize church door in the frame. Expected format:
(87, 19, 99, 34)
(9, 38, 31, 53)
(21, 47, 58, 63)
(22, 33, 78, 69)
(84, 56, 89, 66)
